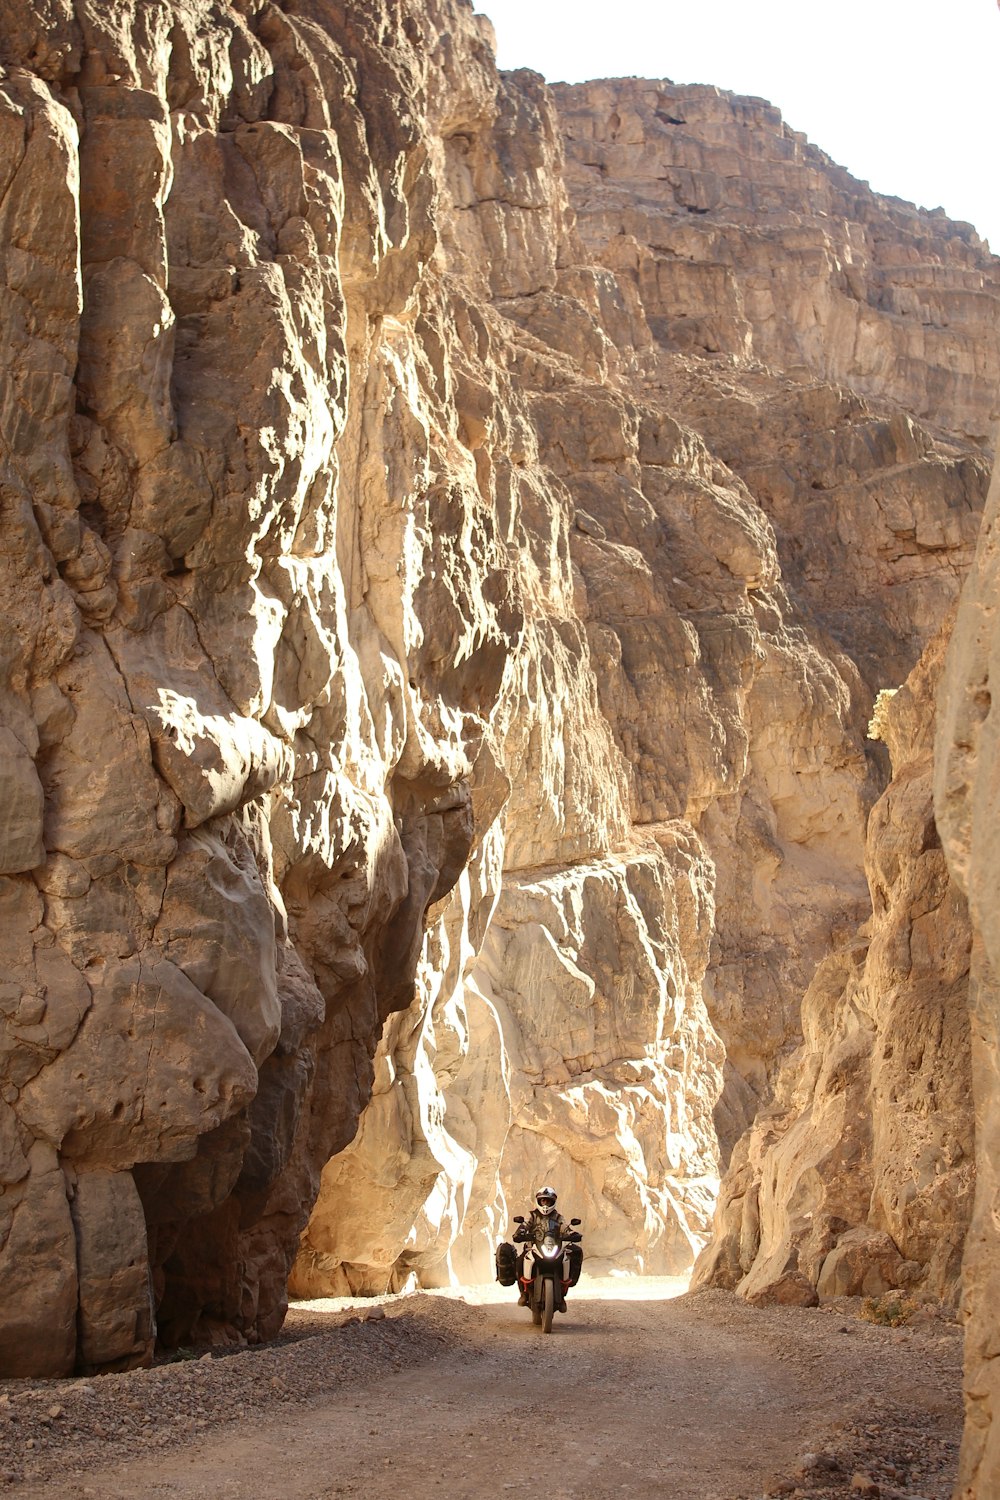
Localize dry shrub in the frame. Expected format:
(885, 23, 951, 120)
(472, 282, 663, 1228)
(859, 1292, 919, 1327)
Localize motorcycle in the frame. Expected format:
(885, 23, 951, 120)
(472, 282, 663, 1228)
(513, 1214, 583, 1333)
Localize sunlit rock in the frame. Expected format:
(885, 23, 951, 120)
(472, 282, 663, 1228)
(0, 9, 996, 1449)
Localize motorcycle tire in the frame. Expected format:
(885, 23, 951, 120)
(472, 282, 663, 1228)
(542, 1277, 555, 1334)
(531, 1283, 542, 1325)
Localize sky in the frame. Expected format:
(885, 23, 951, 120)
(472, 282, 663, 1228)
(478, 0, 999, 252)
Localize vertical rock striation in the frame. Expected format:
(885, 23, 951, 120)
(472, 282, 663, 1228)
(696, 619, 974, 1307)
(1, 0, 526, 1363)
(936, 453, 1000, 1499)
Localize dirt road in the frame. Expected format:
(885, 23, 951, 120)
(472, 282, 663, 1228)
(1, 1282, 963, 1500)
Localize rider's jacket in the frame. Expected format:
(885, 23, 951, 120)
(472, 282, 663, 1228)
(514, 1208, 566, 1244)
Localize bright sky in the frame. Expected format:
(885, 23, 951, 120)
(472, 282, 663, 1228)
(479, 0, 999, 252)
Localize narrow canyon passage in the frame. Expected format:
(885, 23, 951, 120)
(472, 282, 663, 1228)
(2, 0, 998, 1487)
(4, 1286, 961, 1500)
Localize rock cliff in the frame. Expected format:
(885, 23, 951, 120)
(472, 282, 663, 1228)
(936, 452, 1000, 1499)
(695, 617, 974, 1308)
(556, 79, 1000, 444)
(0, 23, 998, 1496)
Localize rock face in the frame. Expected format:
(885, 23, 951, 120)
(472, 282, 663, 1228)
(936, 453, 1000, 1499)
(2, 0, 520, 1365)
(555, 79, 1000, 443)
(293, 60, 994, 1304)
(0, 1, 997, 1433)
(695, 618, 974, 1307)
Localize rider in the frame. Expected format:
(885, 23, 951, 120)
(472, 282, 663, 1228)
(513, 1186, 573, 1305)
(495, 1185, 584, 1302)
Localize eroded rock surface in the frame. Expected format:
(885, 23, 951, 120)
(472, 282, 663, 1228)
(556, 79, 1000, 443)
(695, 619, 974, 1309)
(2, 0, 528, 1365)
(0, 2, 996, 1433)
(294, 61, 993, 1301)
(936, 452, 1000, 1500)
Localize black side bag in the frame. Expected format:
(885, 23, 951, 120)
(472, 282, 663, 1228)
(495, 1241, 518, 1286)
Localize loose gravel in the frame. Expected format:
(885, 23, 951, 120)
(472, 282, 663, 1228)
(0, 1298, 464, 1492)
(0, 1283, 966, 1499)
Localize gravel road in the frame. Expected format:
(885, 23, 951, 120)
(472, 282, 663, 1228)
(0, 1280, 963, 1499)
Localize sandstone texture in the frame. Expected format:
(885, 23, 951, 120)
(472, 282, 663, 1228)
(556, 79, 1000, 443)
(936, 451, 1000, 1499)
(0, 10, 997, 1460)
(294, 63, 993, 1308)
(695, 618, 974, 1310)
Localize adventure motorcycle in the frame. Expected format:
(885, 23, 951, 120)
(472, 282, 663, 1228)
(513, 1213, 583, 1333)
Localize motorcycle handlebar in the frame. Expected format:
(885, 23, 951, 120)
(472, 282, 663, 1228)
(513, 1229, 583, 1243)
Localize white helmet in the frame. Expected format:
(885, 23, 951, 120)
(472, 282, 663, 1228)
(535, 1185, 557, 1213)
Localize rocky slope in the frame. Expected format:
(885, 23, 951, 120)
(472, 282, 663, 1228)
(0, 16, 998, 1490)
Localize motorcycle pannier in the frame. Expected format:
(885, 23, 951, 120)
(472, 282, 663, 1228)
(495, 1241, 518, 1286)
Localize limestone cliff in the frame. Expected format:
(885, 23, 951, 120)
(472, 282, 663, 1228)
(556, 79, 1000, 443)
(936, 452, 1000, 1499)
(292, 65, 994, 1302)
(554, 77, 994, 1150)
(291, 67, 994, 1301)
(0, 2, 996, 1441)
(695, 619, 974, 1308)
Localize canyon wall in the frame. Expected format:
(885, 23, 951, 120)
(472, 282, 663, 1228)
(936, 453, 1000, 1498)
(556, 79, 1000, 444)
(294, 70, 997, 1303)
(1, 20, 999, 1484)
(695, 617, 975, 1308)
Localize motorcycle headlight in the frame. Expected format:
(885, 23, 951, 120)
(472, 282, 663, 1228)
(540, 1240, 562, 1259)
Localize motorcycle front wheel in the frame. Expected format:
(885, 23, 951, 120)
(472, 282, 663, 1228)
(542, 1276, 555, 1333)
(531, 1286, 542, 1325)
